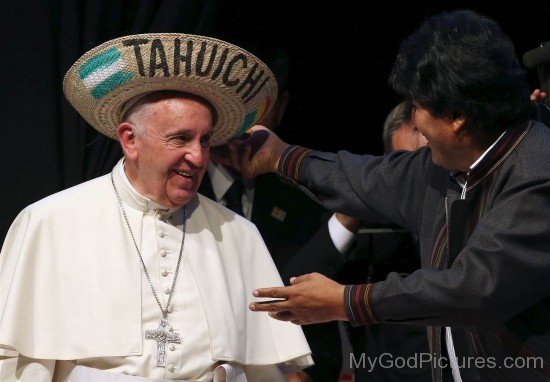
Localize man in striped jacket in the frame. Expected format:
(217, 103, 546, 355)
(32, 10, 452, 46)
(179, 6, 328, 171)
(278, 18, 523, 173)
(230, 10, 550, 382)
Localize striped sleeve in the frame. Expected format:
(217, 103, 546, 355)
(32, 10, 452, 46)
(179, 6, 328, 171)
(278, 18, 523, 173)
(344, 284, 379, 326)
(277, 145, 313, 184)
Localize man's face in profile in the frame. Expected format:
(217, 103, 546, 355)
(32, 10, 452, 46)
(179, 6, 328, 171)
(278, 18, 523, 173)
(411, 102, 463, 170)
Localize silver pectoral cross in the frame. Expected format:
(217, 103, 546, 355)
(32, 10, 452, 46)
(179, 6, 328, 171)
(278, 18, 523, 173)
(145, 318, 182, 367)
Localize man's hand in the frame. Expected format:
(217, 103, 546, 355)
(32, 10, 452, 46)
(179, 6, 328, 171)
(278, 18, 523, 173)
(249, 273, 347, 325)
(209, 136, 247, 175)
(210, 125, 289, 179)
(530, 88, 547, 101)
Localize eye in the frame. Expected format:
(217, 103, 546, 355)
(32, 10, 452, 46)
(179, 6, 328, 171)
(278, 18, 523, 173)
(173, 135, 189, 142)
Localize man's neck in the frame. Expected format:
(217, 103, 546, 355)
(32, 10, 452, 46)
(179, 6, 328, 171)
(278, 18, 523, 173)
(469, 131, 507, 172)
(457, 130, 504, 173)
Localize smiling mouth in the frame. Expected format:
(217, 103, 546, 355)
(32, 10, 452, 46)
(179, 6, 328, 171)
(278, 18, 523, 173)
(173, 169, 195, 178)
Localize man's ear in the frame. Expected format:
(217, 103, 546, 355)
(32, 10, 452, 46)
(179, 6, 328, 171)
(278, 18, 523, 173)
(451, 113, 466, 135)
(117, 122, 139, 159)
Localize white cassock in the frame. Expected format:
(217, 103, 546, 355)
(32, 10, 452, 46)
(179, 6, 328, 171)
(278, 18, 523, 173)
(0, 160, 313, 382)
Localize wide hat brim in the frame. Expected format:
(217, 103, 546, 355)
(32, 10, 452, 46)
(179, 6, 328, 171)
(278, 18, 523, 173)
(63, 33, 277, 146)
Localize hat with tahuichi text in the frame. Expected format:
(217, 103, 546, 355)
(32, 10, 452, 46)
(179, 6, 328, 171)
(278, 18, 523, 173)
(63, 33, 277, 146)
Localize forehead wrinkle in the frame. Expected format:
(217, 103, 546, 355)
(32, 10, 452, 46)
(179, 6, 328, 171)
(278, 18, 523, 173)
(133, 97, 214, 138)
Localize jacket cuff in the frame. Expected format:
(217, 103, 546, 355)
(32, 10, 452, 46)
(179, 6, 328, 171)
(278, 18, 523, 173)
(277, 145, 312, 184)
(344, 284, 379, 327)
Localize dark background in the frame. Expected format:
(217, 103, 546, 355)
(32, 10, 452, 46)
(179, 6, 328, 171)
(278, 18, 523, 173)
(1, 0, 548, 239)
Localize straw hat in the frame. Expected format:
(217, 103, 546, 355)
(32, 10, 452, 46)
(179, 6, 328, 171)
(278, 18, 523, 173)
(63, 33, 277, 146)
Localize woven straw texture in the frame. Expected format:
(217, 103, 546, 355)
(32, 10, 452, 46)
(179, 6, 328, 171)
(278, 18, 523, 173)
(63, 33, 277, 146)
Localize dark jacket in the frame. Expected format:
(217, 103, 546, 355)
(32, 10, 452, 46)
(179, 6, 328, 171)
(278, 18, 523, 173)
(283, 121, 550, 381)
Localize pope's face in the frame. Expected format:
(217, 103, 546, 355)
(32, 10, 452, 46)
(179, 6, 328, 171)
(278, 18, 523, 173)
(129, 97, 212, 208)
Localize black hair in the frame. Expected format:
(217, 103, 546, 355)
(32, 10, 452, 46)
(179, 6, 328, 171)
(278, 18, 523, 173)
(389, 10, 530, 135)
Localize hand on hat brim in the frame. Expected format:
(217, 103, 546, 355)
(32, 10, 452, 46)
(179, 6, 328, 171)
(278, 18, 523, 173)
(210, 125, 288, 179)
(210, 139, 245, 176)
(240, 125, 288, 178)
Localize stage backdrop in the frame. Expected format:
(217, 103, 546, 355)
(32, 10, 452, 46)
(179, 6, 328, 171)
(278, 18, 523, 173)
(0, 0, 547, 239)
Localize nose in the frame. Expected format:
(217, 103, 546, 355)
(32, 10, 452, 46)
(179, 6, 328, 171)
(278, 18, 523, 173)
(185, 140, 208, 168)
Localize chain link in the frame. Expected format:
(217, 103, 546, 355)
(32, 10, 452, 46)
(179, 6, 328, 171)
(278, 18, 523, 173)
(111, 172, 186, 319)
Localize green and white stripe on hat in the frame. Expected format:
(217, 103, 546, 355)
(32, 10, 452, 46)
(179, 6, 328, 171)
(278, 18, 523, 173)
(64, 33, 278, 145)
(78, 47, 133, 100)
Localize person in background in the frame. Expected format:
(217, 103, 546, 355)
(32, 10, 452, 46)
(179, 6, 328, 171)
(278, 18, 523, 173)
(382, 101, 428, 152)
(348, 101, 431, 382)
(284, 100, 431, 381)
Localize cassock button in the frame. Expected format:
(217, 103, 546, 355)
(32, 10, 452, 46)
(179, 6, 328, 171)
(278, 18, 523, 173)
(159, 230, 165, 238)
(161, 269, 168, 277)
(168, 364, 175, 372)
(169, 344, 176, 351)
(164, 287, 171, 295)
(160, 249, 167, 257)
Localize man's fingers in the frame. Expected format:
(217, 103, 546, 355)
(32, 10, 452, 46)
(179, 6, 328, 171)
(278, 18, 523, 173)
(249, 286, 295, 312)
(268, 310, 295, 321)
(252, 286, 288, 299)
(245, 129, 269, 160)
(239, 144, 253, 178)
(249, 287, 294, 312)
(290, 273, 314, 285)
(247, 124, 269, 134)
(209, 144, 231, 166)
(290, 275, 306, 285)
(268, 311, 310, 326)
(249, 298, 292, 312)
(227, 141, 240, 169)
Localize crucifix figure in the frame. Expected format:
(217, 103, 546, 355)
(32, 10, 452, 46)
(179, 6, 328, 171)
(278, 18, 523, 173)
(145, 318, 182, 367)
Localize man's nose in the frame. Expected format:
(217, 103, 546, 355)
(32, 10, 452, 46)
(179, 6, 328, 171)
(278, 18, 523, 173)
(185, 141, 208, 167)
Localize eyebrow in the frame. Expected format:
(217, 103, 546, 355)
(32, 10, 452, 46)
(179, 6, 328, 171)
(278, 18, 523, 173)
(166, 127, 213, 138)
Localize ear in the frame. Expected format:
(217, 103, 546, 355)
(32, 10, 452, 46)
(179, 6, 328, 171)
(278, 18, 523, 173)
(451, 113, 466, 135)
(117, 122, 139, 160)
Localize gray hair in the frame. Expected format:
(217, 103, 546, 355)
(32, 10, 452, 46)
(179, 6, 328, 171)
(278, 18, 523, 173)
(121, 90, 218, 136)
(382, 100, 414, 153)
